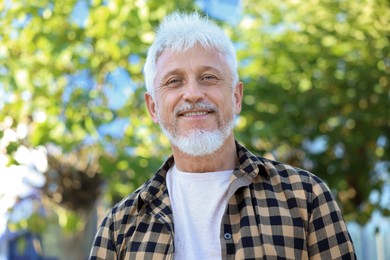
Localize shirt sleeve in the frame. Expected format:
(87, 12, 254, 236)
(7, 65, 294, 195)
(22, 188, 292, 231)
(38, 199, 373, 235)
(307, 177, 356, 260)
(89, 212, 118, 260)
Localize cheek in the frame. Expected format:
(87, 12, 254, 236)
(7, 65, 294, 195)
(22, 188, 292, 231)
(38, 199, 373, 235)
(155, 99, 174, 121)
(160, 92, 180, 112)
(216, 90, 235, 109)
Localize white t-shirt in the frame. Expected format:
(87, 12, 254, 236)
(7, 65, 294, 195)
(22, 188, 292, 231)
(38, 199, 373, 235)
(166, 164, 233, 260)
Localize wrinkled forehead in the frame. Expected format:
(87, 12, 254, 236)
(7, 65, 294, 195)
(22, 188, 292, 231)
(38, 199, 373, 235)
(155, 42, 221, 63)
(155, 45, 227, 72)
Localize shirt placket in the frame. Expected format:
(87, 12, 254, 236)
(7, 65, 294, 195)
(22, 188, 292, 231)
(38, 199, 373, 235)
(220, 170, 253, 259)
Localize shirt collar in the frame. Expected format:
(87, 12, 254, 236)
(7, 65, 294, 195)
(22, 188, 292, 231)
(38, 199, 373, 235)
(138, 140, 270, 207)
(235, 140, 270, 179)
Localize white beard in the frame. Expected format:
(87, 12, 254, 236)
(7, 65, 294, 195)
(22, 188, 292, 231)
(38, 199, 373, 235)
(157, 99, 235, 157)
(160, 119, 234, 157)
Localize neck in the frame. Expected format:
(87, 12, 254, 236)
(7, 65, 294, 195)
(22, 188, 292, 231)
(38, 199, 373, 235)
(171, 135, 238, 173)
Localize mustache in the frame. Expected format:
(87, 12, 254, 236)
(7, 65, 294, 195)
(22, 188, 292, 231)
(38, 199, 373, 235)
(174, 101, 218, 115)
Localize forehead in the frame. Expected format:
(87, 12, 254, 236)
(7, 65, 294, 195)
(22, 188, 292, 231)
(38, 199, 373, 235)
(155, 45, 228, 76)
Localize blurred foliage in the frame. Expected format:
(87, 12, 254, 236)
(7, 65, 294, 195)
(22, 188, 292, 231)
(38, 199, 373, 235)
(232, 0, 390, 223)
(0, 0, 389, 238)
(0, 0, 194, 233)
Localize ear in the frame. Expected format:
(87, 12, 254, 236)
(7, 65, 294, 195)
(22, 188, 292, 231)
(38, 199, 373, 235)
(145, 92, 159, 123)
(234, 82, 243, 114)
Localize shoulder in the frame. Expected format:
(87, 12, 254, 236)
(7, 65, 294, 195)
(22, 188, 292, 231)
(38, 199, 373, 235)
(252, 157, 341, 223)
(236, 141, 330, 197)
(90, 182, 149, 258)
(254, 157, 336, 209)
(259, 157, 328, 192)
(101, 180, 150, 231)
(100, 157, 173, 231)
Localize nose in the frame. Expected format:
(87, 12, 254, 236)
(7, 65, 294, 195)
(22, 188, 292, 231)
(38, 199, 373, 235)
(182, 78, 204, 103)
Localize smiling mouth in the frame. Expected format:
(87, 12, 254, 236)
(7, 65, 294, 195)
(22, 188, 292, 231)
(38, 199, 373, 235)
(175, 102, 217, 118)
(181, 111, 210, 117)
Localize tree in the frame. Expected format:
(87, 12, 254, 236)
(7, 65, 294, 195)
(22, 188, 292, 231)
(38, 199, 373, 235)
(0, 0, 194, 258)
(231, 0, 390, 223)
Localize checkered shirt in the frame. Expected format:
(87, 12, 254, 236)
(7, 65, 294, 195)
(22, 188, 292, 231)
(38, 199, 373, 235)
(90, 141, 356, 259)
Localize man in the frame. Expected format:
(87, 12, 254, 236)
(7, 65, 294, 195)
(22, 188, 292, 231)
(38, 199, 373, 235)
(90, 12, 356, 259)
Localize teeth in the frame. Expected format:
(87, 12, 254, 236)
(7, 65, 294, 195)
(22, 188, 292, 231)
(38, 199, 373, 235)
(182, 111, 208, 117)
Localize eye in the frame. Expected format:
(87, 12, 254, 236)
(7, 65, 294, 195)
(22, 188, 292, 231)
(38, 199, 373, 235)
(165, 78, 183, 88)
(202, 75, 217, 81)
(200, 74, 220, 85)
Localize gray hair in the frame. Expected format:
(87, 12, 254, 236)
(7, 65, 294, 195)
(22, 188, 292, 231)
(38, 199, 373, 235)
(143, 12, 239, 97)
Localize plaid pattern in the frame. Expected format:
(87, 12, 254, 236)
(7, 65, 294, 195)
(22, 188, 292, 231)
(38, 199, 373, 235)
(90, 141, 356, 259)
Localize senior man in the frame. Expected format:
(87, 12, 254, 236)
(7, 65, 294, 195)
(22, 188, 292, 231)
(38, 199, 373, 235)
(90, 12, 356, 260)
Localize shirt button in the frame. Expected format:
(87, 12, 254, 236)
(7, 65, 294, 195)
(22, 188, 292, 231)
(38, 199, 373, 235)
(224, 233, 232, 240)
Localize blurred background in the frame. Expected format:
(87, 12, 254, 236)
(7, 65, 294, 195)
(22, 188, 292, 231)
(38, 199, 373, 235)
(0, 0, 389, 259)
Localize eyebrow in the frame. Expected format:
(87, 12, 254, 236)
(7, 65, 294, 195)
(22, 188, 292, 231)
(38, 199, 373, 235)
(160, 68, 184, 81)
(197, 65, 223, 75)
(159, 65, 223, 82)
